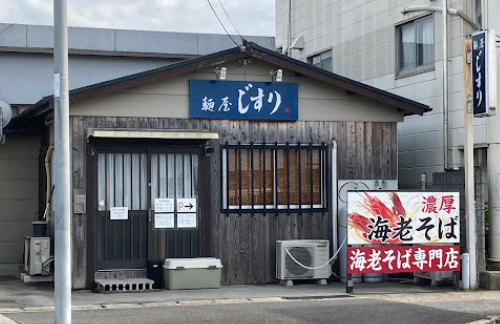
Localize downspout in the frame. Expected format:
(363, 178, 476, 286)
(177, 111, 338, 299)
(286, 0, 292, 56)
(331, 140, 338, 258)
(442, 0, 449, 170)
(402, 6, 480, 30)
(484, 0, 488, 29)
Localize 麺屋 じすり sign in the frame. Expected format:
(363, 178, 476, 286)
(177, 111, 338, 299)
(471, 30, 497, 117)
(347, 245, 460, 274)
(347, 191, 459, 245)
(189, 79, 298, 121)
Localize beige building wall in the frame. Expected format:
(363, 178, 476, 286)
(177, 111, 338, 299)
(0, 136, 40, 273)
(70, 61, 403, 123)
(276, 0, 483, 187)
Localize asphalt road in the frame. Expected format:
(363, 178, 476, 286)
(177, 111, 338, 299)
(3, 296, 487, 324)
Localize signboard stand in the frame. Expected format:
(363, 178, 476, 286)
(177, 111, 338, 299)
(346, 274, 353, 293)
(452, 271, 460, 290)
(345, 191, 461, 293)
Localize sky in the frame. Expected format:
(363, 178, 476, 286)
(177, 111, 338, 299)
(0, 0, 276, 36)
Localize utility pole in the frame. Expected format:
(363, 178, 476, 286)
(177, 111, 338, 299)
(463, 39, 477, 289)
(54, 0, 72, 323)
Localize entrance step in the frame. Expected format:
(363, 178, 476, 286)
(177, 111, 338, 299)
(95, 278, 154, 293)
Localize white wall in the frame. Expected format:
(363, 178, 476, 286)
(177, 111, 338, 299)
(276, 0, 484, 187)
(0, 23, 275, 108)
(71, 61, 404, 123)
(0, 53, 174, 105)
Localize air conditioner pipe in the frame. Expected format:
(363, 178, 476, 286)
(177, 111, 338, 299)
(402, 6, 480, 30)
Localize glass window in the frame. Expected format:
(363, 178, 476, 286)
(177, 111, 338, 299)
(308, 51, 333, 72)
(227, 148, 274, 207)
(398, 16, 434, 75)
(222, 144, 327, 211)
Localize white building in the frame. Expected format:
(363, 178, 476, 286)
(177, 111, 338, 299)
(275, 0, 500, 267)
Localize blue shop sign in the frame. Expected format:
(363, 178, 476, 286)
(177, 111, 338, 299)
(189, 80, 298, 121)
(472, 30, 489, 116)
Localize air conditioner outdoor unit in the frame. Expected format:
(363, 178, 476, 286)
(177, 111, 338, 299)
(276, 240, 330, 280)
(24, 237, 50, 276)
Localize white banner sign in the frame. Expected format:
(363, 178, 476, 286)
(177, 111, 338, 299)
(347, 191, 460, 245)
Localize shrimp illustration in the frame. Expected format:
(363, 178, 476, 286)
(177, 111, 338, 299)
(348, 212, 371, 233)
(360, 192, 399, 225)
(391, 192, 406, 217)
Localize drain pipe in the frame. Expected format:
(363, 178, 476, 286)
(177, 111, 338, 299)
(284, 0, 292, 56)
(483, 0, 488, 29)
(442, 0, 449, 170)
(331, 140, 338, 258)
(402, 6, 480, 30)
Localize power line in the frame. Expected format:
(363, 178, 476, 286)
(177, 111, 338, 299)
(216, 0, 243, 41)
(206, 0, 239, 46)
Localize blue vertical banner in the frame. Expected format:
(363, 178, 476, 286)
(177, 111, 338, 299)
(189, 80, 298, 121)
(471, 30, 489, 116)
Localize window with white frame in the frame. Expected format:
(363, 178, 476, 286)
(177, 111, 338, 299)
(221, 143, 328, 213)
(308, 51, 332, 72)
(397, 15, 434, 75)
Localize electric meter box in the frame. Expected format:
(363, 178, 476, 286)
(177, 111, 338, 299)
(163, 257, 222, 290)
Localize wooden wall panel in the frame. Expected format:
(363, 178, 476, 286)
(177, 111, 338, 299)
(72, 117, 397, 287)
(71, 117, 87, 289)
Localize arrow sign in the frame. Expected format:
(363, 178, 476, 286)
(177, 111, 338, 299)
(177, 198, 197, 213)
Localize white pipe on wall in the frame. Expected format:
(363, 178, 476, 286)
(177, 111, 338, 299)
(332, 140, 338, 258)
(442, 0, 449, 170)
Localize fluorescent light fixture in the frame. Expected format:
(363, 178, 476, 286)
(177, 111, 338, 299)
(276, 69, 283, 82)
(219, 67, 227, 80)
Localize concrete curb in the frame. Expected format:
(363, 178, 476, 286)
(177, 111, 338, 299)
(0, 296, 299, 314)
(466, 316, 500, 324)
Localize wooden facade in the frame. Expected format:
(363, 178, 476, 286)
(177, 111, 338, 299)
(10, 42, 430, 289)
(70, 116, 396, 288)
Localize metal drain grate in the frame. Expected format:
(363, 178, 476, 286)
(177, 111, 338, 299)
(95, 278, 155, 293)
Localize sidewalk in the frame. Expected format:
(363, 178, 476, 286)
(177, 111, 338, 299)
(0, 275, 495, 313)
(1, 274, 500, 324)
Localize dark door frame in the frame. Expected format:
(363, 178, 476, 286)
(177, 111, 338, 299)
(85, 138, 212, 288)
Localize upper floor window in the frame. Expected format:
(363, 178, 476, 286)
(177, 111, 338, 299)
(308, 51, 332, 72)
(397, 15, 434, 76)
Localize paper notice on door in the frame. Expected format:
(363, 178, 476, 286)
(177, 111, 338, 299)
(155, 198, 174, 213)
(155, 213, 174, 229)
(177, 213, 197, 228)
(177, 198, 197, 213)
(110, 207, 128, 220)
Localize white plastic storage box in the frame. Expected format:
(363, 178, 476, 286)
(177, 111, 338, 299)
(163, 257, 222, 290)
